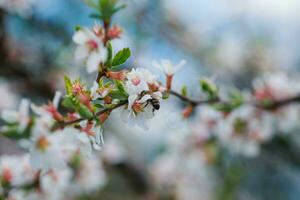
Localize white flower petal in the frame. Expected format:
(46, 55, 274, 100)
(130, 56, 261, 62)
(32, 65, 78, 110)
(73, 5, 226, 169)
(174, 59, 186, 72)
(73, 30, 89, 45)
(53, 91, 62, 109)
(86, 52, 101, 73)
(97, 46, 108, 63)
(19, 99, 29, 119)
(136, 114, 149, 130)
(121, 109, 131, 123)
(75, 45, 89, 62)
(128, 94, 138, 109)
(1, 110, 18, 123)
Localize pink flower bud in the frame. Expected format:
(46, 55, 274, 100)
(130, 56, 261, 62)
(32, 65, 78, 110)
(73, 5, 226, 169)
(182, 104, 194, 118)
(106, 70, 127, 81)
(108, 25, 122, 39)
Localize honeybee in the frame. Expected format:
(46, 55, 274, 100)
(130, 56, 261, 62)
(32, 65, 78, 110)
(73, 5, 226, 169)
(147, 98, 160, 111)
(140, 91, 160, 112)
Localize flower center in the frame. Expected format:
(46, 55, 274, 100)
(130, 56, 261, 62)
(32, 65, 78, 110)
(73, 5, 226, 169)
(132, 102, 144, 113)
(36, 135, 50, 152)
(87, 40, 98, 50)
(131, 77, 141, 86)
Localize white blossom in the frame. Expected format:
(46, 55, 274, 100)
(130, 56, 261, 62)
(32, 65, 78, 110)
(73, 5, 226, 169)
(216, 106, 274, 157)
(1, 99, 30, 132)
(73, 28, 107, 73)
(153, 59, 186, 76)
(122, 68, 162, 129)
(39, 168, 72, 200)
(29, 122, 68, 171)
(253, 73, 300, 134)
(79, 120, 105, 151)
(121, 93, 160, 130)
(124, 68, 151, 95)
(253, 72, 300, 101)
(31, 91, 62, 127)
(67, 155, 106, 195)
(0, 154, 36, 187)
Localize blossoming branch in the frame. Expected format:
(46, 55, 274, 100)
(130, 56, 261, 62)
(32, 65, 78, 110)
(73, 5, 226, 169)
(1, 0, 300, 199)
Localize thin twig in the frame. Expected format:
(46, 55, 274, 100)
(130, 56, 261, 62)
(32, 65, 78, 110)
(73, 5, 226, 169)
(51, 100, 128, 131)
(169, 90, 219, 105)
(169, 90, 300, 110)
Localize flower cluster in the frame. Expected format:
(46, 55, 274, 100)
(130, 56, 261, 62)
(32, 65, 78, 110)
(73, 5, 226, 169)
(148, 73, 300, 199)
(0, 0, 187, 197)
(0, 154, 106, 200)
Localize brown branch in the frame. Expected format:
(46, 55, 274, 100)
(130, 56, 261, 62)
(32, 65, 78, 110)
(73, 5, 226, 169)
(169, 90, 300, 110)
(260, 95, 300, 110)
(169, 90, 219, 106)
(51, 100, 128, 131)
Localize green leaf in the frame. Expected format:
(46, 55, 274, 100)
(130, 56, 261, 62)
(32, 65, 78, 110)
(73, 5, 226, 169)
(75, 25, 81, 31)
(112, 48, 131, 66)
(109, 90, 128, 100)
(87, 0, 125, 21)
(114, 80, 127, 94)
(112, 4, 126, 14)
(228, 90, 244, 107)
(64, 76, 73, 95)
(62, 96, 77, 110)
(107, 42, 113, 60)
(62, 96, 94, 119)
(181, 85, 188, 97)
(77, 104, 94, 119)
(105, 42, 113, 67)
(200, 79, 218, 100)
(2, 126, 24, 140)
(1, 119, 33, 140)
(213, 91, 244, 113)
(99, 0, 115, 21)
(162, 92, 170, 100)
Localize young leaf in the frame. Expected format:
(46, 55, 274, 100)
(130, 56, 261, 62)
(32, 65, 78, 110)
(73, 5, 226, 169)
(1, 124, 31, 140)
(64, 76, 73, 95)
(62, 96, 94, 119)
(77, 104, 94, 119)
(105, 42, 113, 67)
(112, 48, 131, 66)
(181, 85, 188, 97)
(109, 90, 128, 100)
(62, 96, 77, 110)
(107, 42, 113, 60)
(200, 79, 218, 100)
(114, 80, 127, 95)
(112, 4, 126, 14)
(99, 0, 115, 21)
(75, 25, 81, 31)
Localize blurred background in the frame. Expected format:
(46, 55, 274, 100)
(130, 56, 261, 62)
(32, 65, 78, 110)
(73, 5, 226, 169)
(1, 0, 300, 199)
